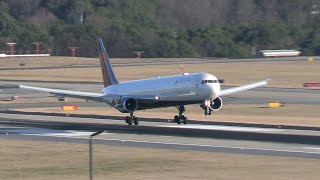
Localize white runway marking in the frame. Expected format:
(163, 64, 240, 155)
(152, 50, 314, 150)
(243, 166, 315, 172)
(3, 127, 320, 156)
(23, 131, 114, 138)
(303, 147, 320, 151)
(0, 128, 111, 138)
(166, 124, 283, 132)
(26, 131, 95, 137)
(16, 128, 320, 155)
(97, 138, 320, 155)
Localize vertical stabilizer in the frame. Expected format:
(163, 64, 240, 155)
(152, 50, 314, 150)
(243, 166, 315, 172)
(97, 38, 119, 87)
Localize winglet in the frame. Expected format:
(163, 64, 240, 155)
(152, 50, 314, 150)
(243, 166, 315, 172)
(97, 38, 119, 87)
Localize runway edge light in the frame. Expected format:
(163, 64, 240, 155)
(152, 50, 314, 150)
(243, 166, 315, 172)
(303, 82, 320, 88)
(61, 104, 79, 111)
(307, 57, 314, 62)
(268, 102, 284, 108)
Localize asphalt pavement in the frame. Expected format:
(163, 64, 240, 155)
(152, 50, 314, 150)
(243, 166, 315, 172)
(1, 125, 320, 159)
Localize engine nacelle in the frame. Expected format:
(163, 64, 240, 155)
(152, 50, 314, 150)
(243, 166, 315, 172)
(116, 98, 138, 113)
(210, 97, 223, 111)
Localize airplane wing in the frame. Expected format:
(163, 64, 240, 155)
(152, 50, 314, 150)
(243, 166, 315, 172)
(219, 79, 269, 96)
(18, 85, 105, 102)
(16, 85, 159, 103)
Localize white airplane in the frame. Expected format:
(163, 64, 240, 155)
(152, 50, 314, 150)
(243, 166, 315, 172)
(16, 38, 269, 125)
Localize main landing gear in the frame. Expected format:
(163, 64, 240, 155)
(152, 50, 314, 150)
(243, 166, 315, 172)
(174, 105, 187, 124)
(125, 112, 139, 125)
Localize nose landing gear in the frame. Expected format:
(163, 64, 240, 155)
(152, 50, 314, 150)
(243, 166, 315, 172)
(204, 108, 212, 115)
(203, 99, 213, 115)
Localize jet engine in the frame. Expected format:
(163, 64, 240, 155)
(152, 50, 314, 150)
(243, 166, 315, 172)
(116, 97, 139, 113)
(210, 97, 223, 111)
(200, 97, 223, 112)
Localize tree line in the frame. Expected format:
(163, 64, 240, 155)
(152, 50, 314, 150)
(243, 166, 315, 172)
(1, 0, 320, 58)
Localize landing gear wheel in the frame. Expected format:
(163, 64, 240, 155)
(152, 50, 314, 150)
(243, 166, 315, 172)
(176, 117, 181, 124)
(126, 116, 133, 125)
(204, 107, 212, 115)
(174, 115, 179, 123)
(125, 112, 137, 125)
(182, 116, 187, 124)
(133, 116, 139, 125)
(173, 105, 188, 125)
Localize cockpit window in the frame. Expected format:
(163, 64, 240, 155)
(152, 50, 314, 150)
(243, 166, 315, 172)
(201, 80, 218, 84)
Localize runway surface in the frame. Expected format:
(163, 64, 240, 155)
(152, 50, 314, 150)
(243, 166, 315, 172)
(0, 113, 302, 134)
(1, 125, 320, 160)
(0, 112, 320, 160)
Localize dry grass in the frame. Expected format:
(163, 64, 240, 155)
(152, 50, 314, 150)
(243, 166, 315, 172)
(0, 56, 129, 67)
(0, 57, 320, 88)
(0, 138, 320, 180)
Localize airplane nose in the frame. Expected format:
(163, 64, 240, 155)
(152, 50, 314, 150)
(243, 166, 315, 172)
(208, 84, 220, 99)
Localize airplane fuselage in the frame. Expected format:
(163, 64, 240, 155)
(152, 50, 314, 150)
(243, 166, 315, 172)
(102, 72, 220, 103)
